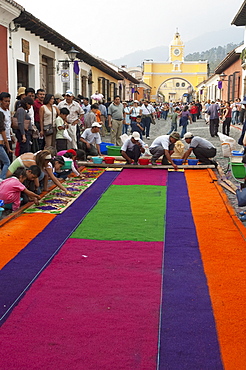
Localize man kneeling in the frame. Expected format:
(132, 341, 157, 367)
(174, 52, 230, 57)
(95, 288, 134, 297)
(182, 132, 217, 166)
(121, 132, 145, 165)
(79, 122, 102, 158)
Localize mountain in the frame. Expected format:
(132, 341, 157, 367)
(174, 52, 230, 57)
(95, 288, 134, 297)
(185, 43, 241, 73)
(111, 27, 244, 67)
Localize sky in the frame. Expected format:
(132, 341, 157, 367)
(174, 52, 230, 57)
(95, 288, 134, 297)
(16, 0, 245, 61)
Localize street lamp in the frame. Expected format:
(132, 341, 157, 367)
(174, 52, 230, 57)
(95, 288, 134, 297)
(58, 46, 80, 64)
(66, 47, 79, 62)
(219, 72, 227, 81)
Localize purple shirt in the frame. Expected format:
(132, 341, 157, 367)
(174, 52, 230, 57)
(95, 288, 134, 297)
(207, 104, 220, 119)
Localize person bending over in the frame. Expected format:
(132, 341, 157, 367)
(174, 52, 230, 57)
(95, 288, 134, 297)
(149, 132, 180, 169)
(182, 132, 217, 166)
(0, 167, 40, 211)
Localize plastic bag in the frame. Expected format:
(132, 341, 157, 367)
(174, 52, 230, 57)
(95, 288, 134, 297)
(63, 128, 72, 142)
(221, 142, 232, 157)
(236, 188, 246, 207)
(218, 132, 236, 157)
(120, 134, 129, 144)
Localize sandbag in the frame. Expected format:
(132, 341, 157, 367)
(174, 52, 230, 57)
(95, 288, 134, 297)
(218, 132, 236, 157)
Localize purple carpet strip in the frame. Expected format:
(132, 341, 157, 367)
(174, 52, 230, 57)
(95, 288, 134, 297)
(158, 172, 222, 369)
(0, 172, 119, 325)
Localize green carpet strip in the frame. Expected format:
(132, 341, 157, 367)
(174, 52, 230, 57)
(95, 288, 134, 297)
(71, 185, 167, 242)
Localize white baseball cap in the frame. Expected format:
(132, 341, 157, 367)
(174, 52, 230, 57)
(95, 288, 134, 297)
(131, 132, 141, 140)
(183, 132, 194, 139)
(92, 122, 102, 128)
(65, 90, 74, 96)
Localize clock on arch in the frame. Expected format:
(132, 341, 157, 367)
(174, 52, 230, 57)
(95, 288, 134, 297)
(173, 48, 181, 56)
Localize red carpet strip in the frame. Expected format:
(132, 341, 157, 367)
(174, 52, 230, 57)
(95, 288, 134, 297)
(0, 239, 163, 369)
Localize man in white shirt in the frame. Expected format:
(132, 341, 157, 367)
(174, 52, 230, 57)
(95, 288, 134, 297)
(140, 100, 155, 139)
(80, 122, 102, 158)
(58, 90, 84, 149)
(121, 131, 145, 165)
(149, 132, 180, 168)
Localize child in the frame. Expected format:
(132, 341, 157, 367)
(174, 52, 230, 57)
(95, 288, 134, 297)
(0, 167, 41, 211)
(57, 149, 86, 177)
(131, 115, 144, 139)
(56, 107, 70, 152)
(42, 155, 70, 194)
(167, 107, 180, 134)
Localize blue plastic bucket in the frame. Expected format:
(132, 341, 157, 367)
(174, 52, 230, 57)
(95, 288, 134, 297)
(100, 142, 114, 154)
(188, 159, 199, 165)
(172, 159, 184, 165)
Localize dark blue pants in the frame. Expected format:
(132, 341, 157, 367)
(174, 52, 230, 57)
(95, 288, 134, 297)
(141, 116, 151, 138)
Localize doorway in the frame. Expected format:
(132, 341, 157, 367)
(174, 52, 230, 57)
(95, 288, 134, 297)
(17, 61, 29, 89)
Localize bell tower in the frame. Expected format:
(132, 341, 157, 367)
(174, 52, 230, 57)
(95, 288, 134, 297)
(169, 30, 184, 62)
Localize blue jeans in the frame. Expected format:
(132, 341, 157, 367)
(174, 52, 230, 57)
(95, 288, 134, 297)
(167, 122, 177, 134)
(180, 123, 188, 138)
(0, 144, 10, 179)
(231, 111, 239, 125)
(163, 111, 168, 120)
(122, 123, 130, 135)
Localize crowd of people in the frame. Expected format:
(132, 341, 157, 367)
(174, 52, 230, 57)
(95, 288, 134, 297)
(0, 85, 244, 212)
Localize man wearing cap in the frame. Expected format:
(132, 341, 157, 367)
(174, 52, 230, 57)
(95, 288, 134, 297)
(58, 90, 84, 149)
(80, 122, 102, 158)
(108, 96, 125, 146)
(149, 132, 180, 168)
(182, 132, 217, 166)
(121, 131, 145, 165)
(54, 94, 64, 105)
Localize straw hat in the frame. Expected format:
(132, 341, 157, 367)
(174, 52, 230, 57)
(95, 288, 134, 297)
(17, 87, 26, 97)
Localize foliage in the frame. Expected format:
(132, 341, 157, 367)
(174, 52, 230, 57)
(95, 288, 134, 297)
(240, 48, 246, 61)
(185, 43, 242, 74)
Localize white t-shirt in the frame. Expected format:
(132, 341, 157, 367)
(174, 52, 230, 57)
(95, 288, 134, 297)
(0, 107, 11, 140)
(81, 128, 101, 145)
(141, 104, 155, 115)
(121, 138, 145, 152)
(149, 135, 171, 150)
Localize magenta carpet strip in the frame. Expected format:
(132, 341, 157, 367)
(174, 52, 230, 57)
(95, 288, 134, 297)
(0, 172, 119, 326)
(0, 239, 163, 369)
(112, 168, 167, 186)
(158, 172, 222, 369)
